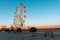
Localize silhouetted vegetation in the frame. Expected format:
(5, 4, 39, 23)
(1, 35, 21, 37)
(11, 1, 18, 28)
(5, 28, 10, 33)
(29, 27, 37, 37)
(10, 28, 14, 32)
(29, 27, 37, 33)
(15, 28, 22, 32)
(0, 30, 1, 31)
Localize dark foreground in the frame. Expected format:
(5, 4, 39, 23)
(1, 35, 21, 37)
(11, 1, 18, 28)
(0, 29, 60, 40)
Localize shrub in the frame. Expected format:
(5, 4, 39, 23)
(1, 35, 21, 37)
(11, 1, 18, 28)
(16, 28, 22, 32)
(29, 27, 37, 33)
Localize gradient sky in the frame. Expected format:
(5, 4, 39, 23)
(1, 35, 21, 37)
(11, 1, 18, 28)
(0, 0, 60, 26)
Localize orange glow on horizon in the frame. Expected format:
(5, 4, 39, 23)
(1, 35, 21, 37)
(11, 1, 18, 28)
(0, 24, 60, 30)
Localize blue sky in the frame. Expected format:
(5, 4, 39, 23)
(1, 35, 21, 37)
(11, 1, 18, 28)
(0, 0, 60, 26)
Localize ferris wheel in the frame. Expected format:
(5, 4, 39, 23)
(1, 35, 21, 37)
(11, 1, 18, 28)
(13, 3, 26, 28)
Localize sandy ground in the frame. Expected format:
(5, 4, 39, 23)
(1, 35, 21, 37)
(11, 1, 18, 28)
(0, 30, 60, 40)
